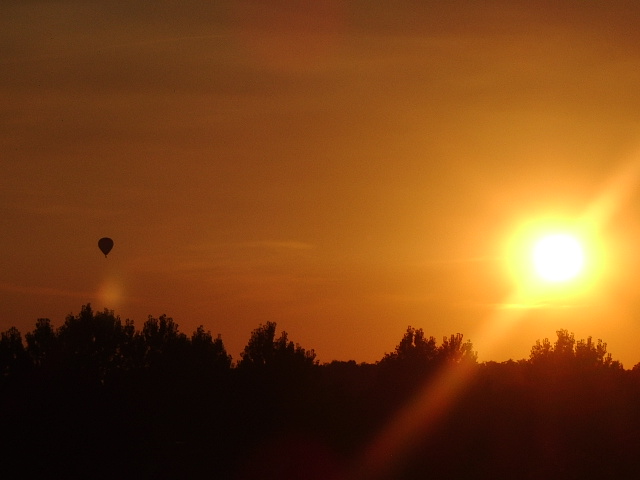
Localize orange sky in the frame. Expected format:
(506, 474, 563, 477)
(3, 1, 640, 366)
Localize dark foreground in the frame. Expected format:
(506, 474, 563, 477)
(2, 308, 640, 479)
(3, 360, 640, 480)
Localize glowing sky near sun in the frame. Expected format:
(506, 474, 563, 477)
(3, 1, 640, 366)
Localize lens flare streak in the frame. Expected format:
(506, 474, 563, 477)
(346, 150, 640, 479)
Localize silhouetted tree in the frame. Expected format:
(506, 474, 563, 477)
(239, 321, 277, 368)
(553, 328, 575, 361)
(115, 316, 138, 371)
(530, 329, 623, 371)
(380, 326, 438, 367)
(190, 326, 232, 372)
(0, 326, 29, 378)
(8, 302, 640, 479)
(56, 304, 135, 382)
(575, 336, 613, 368)
(381, 327, 477, 370)
(140, 314, 188, 371)
(238, 321, 316, 371)
(273, 329, 318, 372)
(437, 332, 477, 365)
(25, 318, 57, 370)
(529, 337, 553, 366)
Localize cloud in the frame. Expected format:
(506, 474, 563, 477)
(241, 240, 315, 250)
(0, 281, 94, 300)
(14, 202, 126, 219)
(421, 255, 497, 265)
(496, 302, 585, 310)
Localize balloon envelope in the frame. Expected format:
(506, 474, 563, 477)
(98, 237, 114, 257)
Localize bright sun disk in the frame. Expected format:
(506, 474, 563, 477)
(532, 233, 584, 283)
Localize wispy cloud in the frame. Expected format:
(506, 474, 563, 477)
(241, 240, 315, 250)
(0, 281, 144, 309)
(14, 202, 126, 218)
(107, 33, 229, 51)
(421, 255, 498, 266)
(0, 282, 94, 300)
(129, 240, 317, 274)
(185, 240, 315, 253)
(496, 302, 586, 310)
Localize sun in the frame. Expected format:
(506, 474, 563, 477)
(504, 217, 604, 298)
(532, 233, 585, 282)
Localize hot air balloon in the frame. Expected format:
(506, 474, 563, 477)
(98, 237, 114, 257)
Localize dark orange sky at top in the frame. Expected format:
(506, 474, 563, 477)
(3, 1, 640, 366)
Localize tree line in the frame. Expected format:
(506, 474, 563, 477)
(0, 304, 480, 382)
(1, 304, 639, 480)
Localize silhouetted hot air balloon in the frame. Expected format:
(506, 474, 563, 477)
(98, 237, 114, 257)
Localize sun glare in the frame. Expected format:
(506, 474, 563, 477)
(504, 216, 606, 304)
(532, 233, 584, 282)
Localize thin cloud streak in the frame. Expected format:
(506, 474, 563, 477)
(421, 255, 498, 265)
(0, 281, 96, 300)
(241, 240, 316, 250)
(496, 302, 586, 310)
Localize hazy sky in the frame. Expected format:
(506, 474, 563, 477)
(3, 1, 640, 366)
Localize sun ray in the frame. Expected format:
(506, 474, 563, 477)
(345, 148, 640, 479)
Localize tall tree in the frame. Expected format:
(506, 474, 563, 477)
(56, 304, 136, 381)
(190, 326, 232, 372)
(0, 326, 29, 378)
(140, 314, 188, 370)
(437, 333, 477, 365)
(25, 318, 57, 370)
(239, 322, 277, 369)
(238, 322, 316, 371)
(529, 329, 622, 371)
(380, 326, 438, 369)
